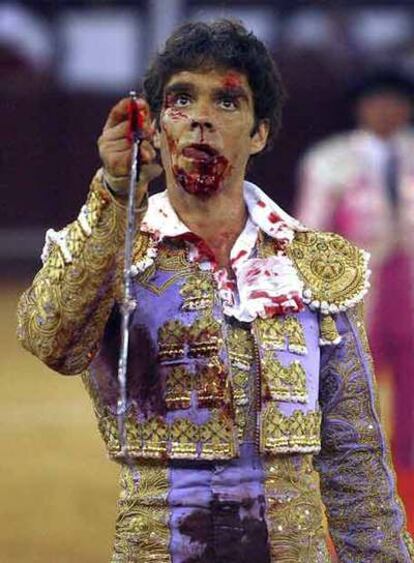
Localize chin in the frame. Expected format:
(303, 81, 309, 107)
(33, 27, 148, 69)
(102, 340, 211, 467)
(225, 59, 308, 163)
(173, 156, 229, 198)
(175, 169, 224, 197)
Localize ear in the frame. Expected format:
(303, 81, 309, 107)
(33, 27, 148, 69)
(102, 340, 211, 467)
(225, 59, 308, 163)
(250, 120, 270, 155)
(152, 119, 161, 149)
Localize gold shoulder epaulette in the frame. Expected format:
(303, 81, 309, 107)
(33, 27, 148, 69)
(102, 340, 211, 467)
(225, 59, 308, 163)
(287, 230, 371, 315)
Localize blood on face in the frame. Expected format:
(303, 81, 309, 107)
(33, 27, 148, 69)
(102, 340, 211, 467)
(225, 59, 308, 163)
(222, 71, 243, 91)
(173, 154, 230, 197)
(163, 93, 190, 122)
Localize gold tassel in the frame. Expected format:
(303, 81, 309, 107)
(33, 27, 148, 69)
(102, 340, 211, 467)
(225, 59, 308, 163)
(320, 314, 341, 345)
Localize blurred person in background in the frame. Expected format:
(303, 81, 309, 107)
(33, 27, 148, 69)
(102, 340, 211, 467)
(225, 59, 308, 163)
(0, 3, 53, 91)
(296, 70, 414, 474)
(16, 21, 414, 562)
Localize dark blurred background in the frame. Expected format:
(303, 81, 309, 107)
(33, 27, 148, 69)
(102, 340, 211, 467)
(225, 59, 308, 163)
(1, 1, 413, 561)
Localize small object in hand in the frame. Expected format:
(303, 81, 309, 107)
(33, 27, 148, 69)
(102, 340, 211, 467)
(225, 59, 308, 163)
(128, 90, 145, 143)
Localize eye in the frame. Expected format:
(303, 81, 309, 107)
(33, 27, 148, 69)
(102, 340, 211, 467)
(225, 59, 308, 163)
(218, 97, 238, 111)
(168, 93, 192, 108)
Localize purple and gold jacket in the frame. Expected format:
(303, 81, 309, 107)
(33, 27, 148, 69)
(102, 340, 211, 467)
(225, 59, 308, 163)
(17, 171, 414, 561)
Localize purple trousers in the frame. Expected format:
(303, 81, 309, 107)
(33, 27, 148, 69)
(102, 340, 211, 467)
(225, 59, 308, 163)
(111, 443, 329, 562)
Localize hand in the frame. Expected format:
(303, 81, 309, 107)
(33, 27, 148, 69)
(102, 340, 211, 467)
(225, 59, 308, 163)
(97, 97, 162, 201)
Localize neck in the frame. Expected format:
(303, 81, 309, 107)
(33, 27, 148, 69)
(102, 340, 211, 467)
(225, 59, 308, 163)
(168, 177, 247, 268)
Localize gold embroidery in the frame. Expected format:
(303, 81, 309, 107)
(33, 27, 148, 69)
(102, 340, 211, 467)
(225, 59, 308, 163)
(124, 407, 143, 454)
(137, 269, 193, 296)
(347, 302, 374, 372)
(234, 408, 248, 441)
(226, 323, 256, 441)
(97, 406, 238, 461)
(199, 410, 238, 459)
(264, 455, 329, 562)
(403, 531, 414, 558)
(227, 324, 254, 369)
(288, 230, 369, 311)
(260, 403, 321, 454)
(196, 360, 229, 408)
(316, 307, 414, 560)
(112, 462, 170, 563)
(136, 267, 193, 297)
(256, 317, 285, 350)
(170, 417, 198, 458)
(232, 367, 249, 405)
(320, 313, 341, 345)
(133, 261, 156, 288)
(164, 365, 192, 410)
(259, 233, 279, 258)
(256, 315, 307, 355)
(16, 173, 128, 374)
(132, 231, 153, 265)
(162, 360, 230, 411)
(262, 351, 308, 403)
(188, 314, 223, 358)
(98, 407, 122, 454)
(141, 417, 169, 457)
(156, 241, 189, 271)
(133, 238, 193, 295)
(158, 320, 187, 361)
(179, 273, 214, 311)
(284, 316, 307, 354)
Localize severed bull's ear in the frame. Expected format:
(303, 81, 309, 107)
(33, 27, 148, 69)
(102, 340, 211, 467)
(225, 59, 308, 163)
(152, 119, 161, 149)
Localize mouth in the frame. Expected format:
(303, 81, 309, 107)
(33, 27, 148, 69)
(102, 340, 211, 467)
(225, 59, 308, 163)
(181, 143, 219, 161)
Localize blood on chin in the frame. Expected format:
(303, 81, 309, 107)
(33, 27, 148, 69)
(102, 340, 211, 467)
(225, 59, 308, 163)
(173, 156, 230, 197)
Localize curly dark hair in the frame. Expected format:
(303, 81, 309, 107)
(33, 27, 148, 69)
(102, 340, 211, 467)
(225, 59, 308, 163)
(143, 19, 286, 147)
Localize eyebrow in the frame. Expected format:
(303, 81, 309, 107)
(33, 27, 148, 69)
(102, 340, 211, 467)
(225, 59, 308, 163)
(163, 82, 250, 101)
(214, 86, 249, 100)
(164, 82, 196, 97)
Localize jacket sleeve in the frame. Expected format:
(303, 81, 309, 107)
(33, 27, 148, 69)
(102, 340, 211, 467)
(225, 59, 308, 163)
(16, 170, 145, 375)
(315, 303, 414, 562)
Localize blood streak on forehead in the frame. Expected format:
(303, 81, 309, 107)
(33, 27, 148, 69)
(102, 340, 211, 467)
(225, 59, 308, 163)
(222, 71, 244, 90)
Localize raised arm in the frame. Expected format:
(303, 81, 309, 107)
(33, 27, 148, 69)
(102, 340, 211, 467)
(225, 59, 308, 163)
(315, 303, 414, 562)
(17, 98, 161, 375)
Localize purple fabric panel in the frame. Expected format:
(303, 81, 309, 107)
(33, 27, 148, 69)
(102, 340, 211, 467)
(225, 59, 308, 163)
(271, 308, 321, 417)
(315, 311, 411, 562)
(88, 265, 228, 415)
(168, 443, 270, 563)
(130, 268, 196, 353)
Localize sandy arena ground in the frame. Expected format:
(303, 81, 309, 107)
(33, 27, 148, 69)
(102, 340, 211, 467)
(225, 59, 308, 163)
(1, 281, 118, 562)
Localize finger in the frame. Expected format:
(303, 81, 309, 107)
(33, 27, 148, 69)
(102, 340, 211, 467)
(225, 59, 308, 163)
(102, 120, 129, 141)
(103, 98, 130, 130)
(139, 162, 163, 185)
(100, 137, 131, 153)
(140, 140, 157, 164)
(106, 152, 132, 176)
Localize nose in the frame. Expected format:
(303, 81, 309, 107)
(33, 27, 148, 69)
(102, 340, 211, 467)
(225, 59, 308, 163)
(190, 102, 214, 131)
(190, 117, 214, 131)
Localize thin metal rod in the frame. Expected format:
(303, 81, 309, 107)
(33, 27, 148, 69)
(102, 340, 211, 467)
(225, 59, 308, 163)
(117, 125, 141, 456)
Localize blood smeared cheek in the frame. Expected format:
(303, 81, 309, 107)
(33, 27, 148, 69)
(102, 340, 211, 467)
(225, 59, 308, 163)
(164, 107, 190, 123)
(163, 95, 191, 123)
(159, 118, 180, 171)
